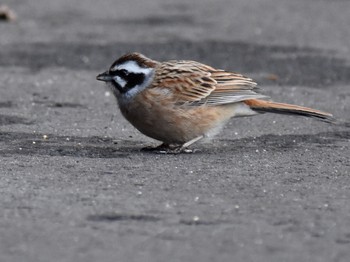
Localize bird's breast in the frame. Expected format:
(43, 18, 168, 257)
(118, 88, 237, 144)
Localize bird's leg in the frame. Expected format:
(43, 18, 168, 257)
(141, 136, 204, 154)
(178, 135, 204, 153)
(160, 136, 204, 154)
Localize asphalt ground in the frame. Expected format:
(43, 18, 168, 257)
(1, 0, 350, 261)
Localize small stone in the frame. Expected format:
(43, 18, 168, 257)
(0, 5, 17, 21)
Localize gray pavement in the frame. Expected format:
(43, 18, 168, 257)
(1, 0, 350, 261)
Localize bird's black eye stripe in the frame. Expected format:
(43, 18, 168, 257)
(108, 69, 146, 94)
(109, 69, 128, 78)
(111, 70, 144, 88)
(119, 69, 129, 78)
(125, 73, 145, 90)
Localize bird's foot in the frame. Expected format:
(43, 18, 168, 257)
(141, 143, 195, 154)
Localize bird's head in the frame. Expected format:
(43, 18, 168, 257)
(97, 52, 158, 99)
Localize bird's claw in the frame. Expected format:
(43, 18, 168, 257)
(141, 144, 195, 154)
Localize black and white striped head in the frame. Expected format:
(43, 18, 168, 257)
(97, 52, 158, 99)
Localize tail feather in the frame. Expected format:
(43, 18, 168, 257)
(244, 99, 339, 124)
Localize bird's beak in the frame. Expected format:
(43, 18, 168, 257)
(96, 71, 113, 82)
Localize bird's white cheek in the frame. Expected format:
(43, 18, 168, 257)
(113, 76, 126, 88)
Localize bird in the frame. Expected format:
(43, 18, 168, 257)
(96, 52, 339, 153)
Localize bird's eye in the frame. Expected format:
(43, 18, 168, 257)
(119, 69, 129, 77)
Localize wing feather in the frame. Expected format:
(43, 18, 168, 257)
(151, 60, 268, 105)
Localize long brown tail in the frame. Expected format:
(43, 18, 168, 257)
(244, 99, 336, 124)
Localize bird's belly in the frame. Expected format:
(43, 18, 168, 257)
(119, 95, 241, 144)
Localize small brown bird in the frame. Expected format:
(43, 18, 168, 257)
(97, 52, 337, 153)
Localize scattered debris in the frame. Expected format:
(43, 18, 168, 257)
(266, 73, 279, 81)
(0, 5, 16, 22)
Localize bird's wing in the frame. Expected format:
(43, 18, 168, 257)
(152, 60, 268, 105)
(204, 70, 268, 105)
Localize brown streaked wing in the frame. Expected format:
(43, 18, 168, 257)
(151, 60, 268, 105)
(151, 60, 217, 102)
(205, 71, 268, 105)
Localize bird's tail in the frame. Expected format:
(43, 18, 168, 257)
(244, 99, 349, 126)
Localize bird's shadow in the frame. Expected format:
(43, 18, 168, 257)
(1, 129, 349, 158)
